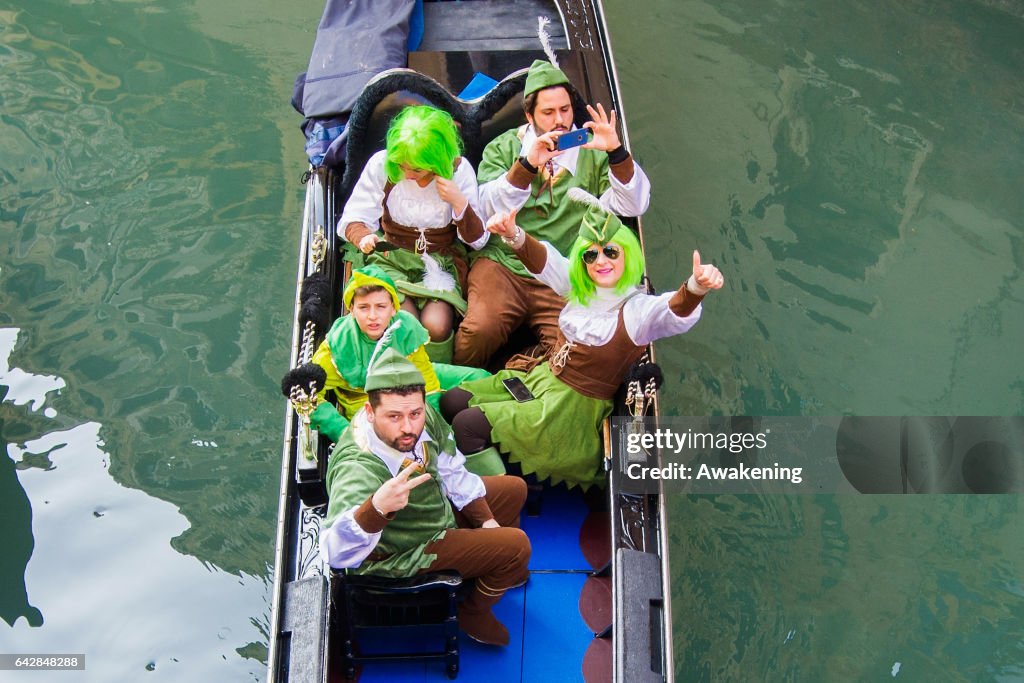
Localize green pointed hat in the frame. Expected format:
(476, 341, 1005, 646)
(343, 265, 401, 310)
(578, 204, 626, 245)
(364, 346, 425, 392)
(524, 59, 570, 97)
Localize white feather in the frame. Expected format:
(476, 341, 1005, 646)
(567, 187, 603, 208)
(420, 253, 456, 292)
(367, 318, 400, 372)
(537, 16, 560, 69)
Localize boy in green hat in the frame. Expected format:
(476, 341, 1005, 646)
(309, 265, 488, 442)
(454, 57, 652, 367)
(321, 347, 531, 646)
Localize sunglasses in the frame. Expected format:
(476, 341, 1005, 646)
(582, 245, 621, 264)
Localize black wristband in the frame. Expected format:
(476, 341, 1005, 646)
(518, 156, 538, 174)
(607, 145, 629, 164)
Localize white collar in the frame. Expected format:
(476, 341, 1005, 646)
(352, 409, 435, 477)
(519, 124, 580, 176)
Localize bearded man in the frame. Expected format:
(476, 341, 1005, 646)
(320, 347, 530, 646)
(453, 58, 651, 367)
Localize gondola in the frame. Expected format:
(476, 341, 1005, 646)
(268, 1, 672, 681)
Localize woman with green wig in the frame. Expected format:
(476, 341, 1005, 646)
(338, 105, 487, 364)
(440, 192, 724, 489)
(309, 265, 489, 443)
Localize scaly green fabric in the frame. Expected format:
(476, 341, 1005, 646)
(324, 405, 459, 577)
(460, 364, 611, 490)
(475, 127, 611, 276)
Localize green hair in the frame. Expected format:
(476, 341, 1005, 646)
(383, 106, 462, 184)
(567, 226, 645, 306)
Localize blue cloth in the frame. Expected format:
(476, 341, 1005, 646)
(458, 72, 499, 100)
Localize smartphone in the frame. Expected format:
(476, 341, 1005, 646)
(501, 377, 535, 402)
(556, 129, 589, 151)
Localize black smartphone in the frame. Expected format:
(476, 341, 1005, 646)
(556, 129, 589, 151)
(501, 377, 535, 402)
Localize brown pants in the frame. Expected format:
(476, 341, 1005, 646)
(453, 258, 565, 367)
(421, 476, 530, 603)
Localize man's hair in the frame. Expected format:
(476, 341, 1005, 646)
(350, 283, 389, 304)
(566, 225, 645, 306)
(523, 83, 580, 117)
(384, 106, 462, 184)
(368, 384, 426, 408)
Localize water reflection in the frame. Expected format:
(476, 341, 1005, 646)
(1, 1, 309, 678)
(2, 328, 269, 679)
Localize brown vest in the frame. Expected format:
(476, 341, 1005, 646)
(548, 307, 645, 400)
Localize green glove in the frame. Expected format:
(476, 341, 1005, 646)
(309, 402, 349, 443)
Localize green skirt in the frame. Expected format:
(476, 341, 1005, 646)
(366, 248, 467, 315)
(460, 364, 612, 490)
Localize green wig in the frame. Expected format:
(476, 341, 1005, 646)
(567, 225, 645, 306)
(383, 106, 463, 184)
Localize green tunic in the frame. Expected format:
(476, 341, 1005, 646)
(475, 126, 612, 275)
(460, 364, 612, 491)
(309, 310, 439, 442)
(324, 405, 459, 577)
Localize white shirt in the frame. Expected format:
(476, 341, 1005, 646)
(535, 242, 701, 346)
(319, 410, 487, 569)
(478, 124, 652, 221)
(337, 150, 489, 250)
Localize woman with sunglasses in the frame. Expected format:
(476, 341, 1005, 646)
(339, 105, 487, 363)
(439, 195, 724, 489)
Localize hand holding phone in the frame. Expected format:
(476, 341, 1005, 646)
(556, 129, 590, 151)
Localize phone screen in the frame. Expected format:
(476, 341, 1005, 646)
(501, 377, 535, 402)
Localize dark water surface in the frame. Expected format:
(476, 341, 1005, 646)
(604, 0, 1024, 680)
(1, 0, 1022, 680)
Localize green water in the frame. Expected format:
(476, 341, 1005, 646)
(1, 0, 1022, 680)
(604, 0, 1024, 680)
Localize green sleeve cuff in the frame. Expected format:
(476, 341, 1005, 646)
(310, 401, 349, 443)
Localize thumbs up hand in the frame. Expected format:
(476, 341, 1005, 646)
(687, 250, 724, 294)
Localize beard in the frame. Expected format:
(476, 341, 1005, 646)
(384, 432, 419, 453)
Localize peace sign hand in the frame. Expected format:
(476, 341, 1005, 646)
(371, 462, 433, 516)
(688, 250, 724, 293)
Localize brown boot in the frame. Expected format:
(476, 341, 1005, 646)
(458, 603, 509, 646)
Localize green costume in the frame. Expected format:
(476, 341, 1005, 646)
(324, 391, 460, 578)
(462, 364, 611, 490)
(473, 128, 612, 277)
(309, 266, 488, 441)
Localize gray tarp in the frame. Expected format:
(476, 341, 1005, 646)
(299, 0, 415, 119)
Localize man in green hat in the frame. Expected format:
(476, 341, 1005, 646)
(321, 347, 531, 646)
(453, 58, 651, 367)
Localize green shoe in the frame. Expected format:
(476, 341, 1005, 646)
(463, 446, 506, 476)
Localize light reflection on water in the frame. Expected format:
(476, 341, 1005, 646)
(2, 329, 268, 679)
(1, 0, 312, 678)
